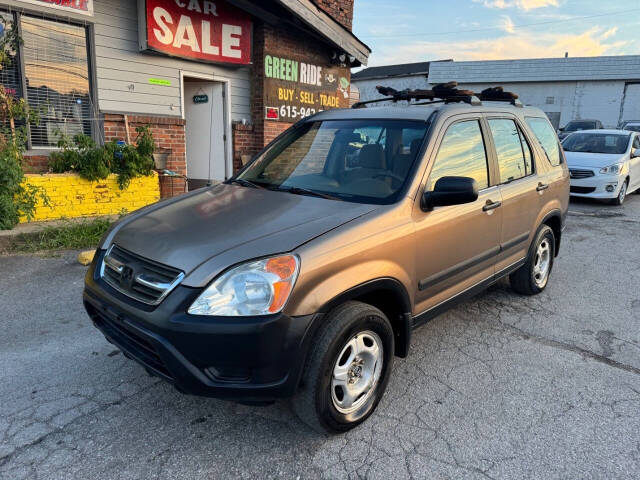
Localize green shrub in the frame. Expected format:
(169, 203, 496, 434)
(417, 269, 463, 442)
(0, 94, 48, 230)
(48, 126, 156, 190)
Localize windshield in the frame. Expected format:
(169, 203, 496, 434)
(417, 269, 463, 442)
(562, 132, 630, 154)
(565, 120, 596, 132)
(235, 119, 429, 204)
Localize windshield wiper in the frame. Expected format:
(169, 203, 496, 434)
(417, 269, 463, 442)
(276, 186, 341, 201)
(228, 178, 265, 189)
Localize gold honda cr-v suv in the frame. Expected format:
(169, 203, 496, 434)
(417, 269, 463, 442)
(84, 87, 569, 434)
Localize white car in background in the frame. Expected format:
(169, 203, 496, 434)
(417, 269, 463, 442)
(620, 121, 640, 133)
(563, 129, 640, 205)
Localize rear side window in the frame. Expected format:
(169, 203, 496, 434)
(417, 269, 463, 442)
(488, 119, 533, 183)
(428, 120, 489, 191)
(525, 117, 562, 166)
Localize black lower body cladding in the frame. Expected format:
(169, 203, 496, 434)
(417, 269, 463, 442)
(83, 250, 317, 402)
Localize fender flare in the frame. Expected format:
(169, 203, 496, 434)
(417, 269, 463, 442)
(317, 277, 413, 358)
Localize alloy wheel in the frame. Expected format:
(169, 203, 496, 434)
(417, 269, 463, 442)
(533, 238, 551, 288)
(330, 330, 383, 414)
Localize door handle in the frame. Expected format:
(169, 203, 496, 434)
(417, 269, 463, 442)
(536, 182, 549, 192)
(482, 199, 502, 212)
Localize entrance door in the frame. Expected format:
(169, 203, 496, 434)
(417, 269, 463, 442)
(184, 79, 226, 190)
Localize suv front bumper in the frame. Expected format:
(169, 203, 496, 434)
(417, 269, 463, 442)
(83, 250, 318, 402)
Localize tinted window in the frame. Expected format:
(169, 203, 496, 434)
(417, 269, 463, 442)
(563, 133, 630, 155)
(489, 119, 532, 183)
(427, 120, 488, 191)
(634, 136, 640, 149)
(238, 120, 429, 205)
(526, 117, 562, 166)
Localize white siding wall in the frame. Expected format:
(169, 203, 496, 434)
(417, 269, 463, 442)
(93, 0, 250, 120)
(353, 58, 640, 129)
(353, 74, 428, 107)
(454, 81, 626, 129)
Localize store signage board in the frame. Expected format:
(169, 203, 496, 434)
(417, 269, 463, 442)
(139, 0, 252, 66)
(263, 52, 351, 123)
(15, 0, 93, 16)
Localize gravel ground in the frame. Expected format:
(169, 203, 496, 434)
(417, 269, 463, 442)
(1, 194, 640, 479)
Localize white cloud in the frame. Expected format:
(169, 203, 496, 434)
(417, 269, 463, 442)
(477, 0, 559, 10)
(368, 27, 626, 65)
(499, 15, 515, 33)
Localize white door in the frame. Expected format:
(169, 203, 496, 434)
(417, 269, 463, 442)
(184, 80, 226, 189)
(621, 84, 640, 125)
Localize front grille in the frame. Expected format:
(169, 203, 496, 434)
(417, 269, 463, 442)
(570, 186, 596, 194)
(89, 305, 172, 379)
(101, 245, 184, 305)
(569, 169, 595, 179)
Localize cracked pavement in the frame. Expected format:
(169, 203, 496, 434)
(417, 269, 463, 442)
(2, 195, 640, 479)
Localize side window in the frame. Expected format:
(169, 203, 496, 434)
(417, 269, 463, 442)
(427, 120, 489, 191)
(488, 119, 532, 183)
(525, 117, 562, 166)
(633, 136, 640, 149)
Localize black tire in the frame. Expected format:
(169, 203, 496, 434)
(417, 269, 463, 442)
(291, 301, 394, 434)
(611, 179, 628, 205)
(510, 225, 555, 296)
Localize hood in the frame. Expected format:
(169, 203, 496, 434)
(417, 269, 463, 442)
(107, 183, 376, 285)
(564, 151, 626, 168)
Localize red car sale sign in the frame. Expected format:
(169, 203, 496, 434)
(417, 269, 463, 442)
(142, 0, 252, 65)
(16, 0, 93, 15)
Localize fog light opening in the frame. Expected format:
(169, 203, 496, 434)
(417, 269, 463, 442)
(606, 185, 616, 193)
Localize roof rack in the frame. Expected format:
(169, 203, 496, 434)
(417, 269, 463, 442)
(351, 82, 522, 109)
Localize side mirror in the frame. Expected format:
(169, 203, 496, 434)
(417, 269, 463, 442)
(632, 148, 640, 159)
(421, 176, 479, 211)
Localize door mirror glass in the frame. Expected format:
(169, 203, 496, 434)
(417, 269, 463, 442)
(421, 176, 479, 211)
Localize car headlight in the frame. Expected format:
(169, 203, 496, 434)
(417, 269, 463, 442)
(600, 163, 624, 175)
(188, 255, 300, 316)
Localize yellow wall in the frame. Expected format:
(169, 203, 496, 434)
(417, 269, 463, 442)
(21, 173, 160, 222)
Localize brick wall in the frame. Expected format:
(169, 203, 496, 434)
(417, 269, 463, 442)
(22, 155, 49, 174)
(103, 114, 186, 198)
(247, 20, 353, 168)
(312, 0, 354, 30)
(21, 172, 160, 222)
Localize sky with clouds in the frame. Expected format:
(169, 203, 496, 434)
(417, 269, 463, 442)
(352, 0, 640, 67)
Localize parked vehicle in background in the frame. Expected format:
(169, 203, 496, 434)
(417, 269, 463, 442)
(619, 121, 640, 133)
(564, 130, 640, 205)
(558, 119, 604, 141)
(83, 88, 569, 434)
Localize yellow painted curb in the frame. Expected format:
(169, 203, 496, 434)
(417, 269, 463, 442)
(78, 250, 95, 266)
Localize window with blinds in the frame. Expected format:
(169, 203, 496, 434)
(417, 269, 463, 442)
(0, 13, 22, 100)
(21, 16, 92, 148)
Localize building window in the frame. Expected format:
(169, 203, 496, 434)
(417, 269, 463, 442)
(0, 12, 94, 148)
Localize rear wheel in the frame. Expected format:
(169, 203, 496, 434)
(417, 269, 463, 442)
(510, 225, 555, 295)
(291, 301, 394, 434)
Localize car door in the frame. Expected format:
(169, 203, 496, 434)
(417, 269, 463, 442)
(412, 116, 502, 316)
(630, 134, 640, 192)
(484, 116, 541, 272)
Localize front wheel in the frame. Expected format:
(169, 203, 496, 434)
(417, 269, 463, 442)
(612, 179, 628, 205)
(510, 225, 555, 295)
(291, 301, 394, 434)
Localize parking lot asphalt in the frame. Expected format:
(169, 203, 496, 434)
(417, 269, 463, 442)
(1, 194, 640, 480)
